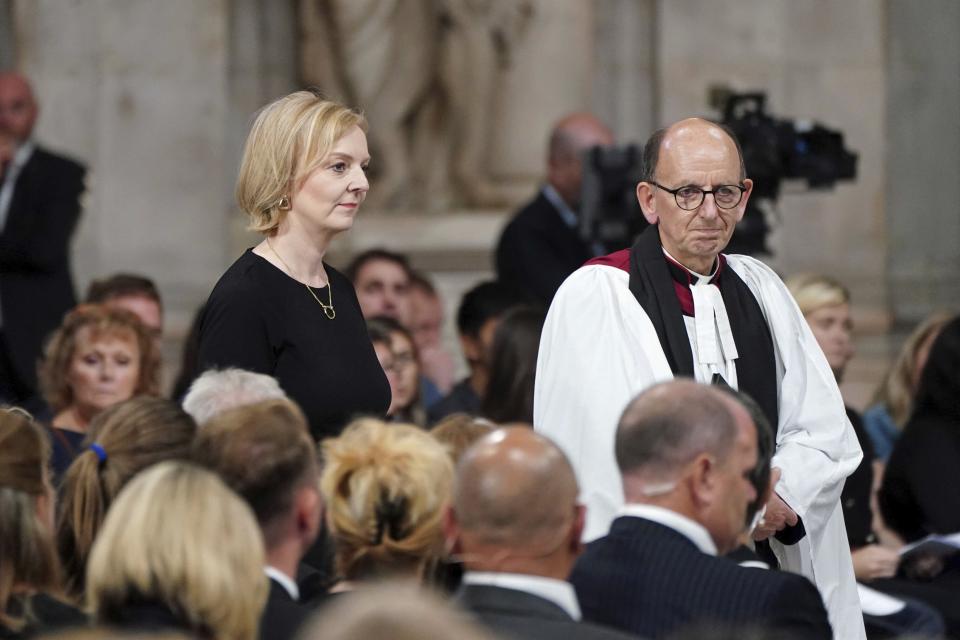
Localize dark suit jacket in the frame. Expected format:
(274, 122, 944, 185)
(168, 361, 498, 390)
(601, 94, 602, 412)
(456, 583, 636, 640)
(259, 577, 312, 640)
(570, 516, 832, 639)
(495, 190, 594, 307)
(0, 145, 85, 397)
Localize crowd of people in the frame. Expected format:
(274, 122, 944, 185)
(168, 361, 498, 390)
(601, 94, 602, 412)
(1, 72, 958, 640)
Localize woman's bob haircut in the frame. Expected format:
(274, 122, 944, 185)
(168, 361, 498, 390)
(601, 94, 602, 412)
(236, 90, 367, 235)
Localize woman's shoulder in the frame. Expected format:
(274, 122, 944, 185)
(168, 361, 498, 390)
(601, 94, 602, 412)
(206, 250, 281, 310)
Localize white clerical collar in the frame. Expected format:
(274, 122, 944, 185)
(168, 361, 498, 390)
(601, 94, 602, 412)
(264, 566, 299, 601)
(542, 183, 578, 230)
(662, 247, 717, 284)
(619, 503, 718, 556)
(463, 571, 582, 621)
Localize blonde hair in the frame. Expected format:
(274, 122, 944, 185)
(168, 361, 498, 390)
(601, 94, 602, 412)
(873, 312, 955, 428)
(57, 397, 197, 599)
(0, 409, 62, 632)
(785, 273, 850, 317)
(86, 461, 267, 640)
(39, 304, 161, 412)
(321, 418, 453, 582)
(235, 90, 367, 235)
(430, 413, 496, 463)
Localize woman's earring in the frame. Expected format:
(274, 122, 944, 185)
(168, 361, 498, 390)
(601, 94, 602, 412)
(277, 195, 291, 210)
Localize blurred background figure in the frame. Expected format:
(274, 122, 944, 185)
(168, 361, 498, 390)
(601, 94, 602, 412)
(181, 367, 287, 426)
(408, 271, 456, 395)
(430, 413, 496, 463)
(788, 274, 950, 639)
(367, 317, 426, 426)
(56, 397, 196, 599)
(862, 313, 953, 463)
(38, 305, 160, 481)
(346, 248, 413, 325)
(85, 461, 267, 640)
(319, 418, 453, 591)
(84, 273, 164, 345)
(0, 408, 86, 637)
(479, 305, 545, 424)
(0, 72, 86, 415)
(428, 281, 526, 424)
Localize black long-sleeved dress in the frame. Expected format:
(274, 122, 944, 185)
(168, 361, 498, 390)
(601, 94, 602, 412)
(198, 249, 390, 440)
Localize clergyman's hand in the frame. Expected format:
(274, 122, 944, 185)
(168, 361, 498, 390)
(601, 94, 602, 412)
(751, 468, 799, 541)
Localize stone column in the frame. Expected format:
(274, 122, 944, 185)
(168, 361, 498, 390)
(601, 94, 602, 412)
(885, 0, 960, 324)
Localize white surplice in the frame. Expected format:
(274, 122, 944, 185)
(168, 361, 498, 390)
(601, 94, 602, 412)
(533, 253, 864, 640)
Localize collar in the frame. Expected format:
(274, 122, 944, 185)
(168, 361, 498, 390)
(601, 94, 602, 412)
(618, 503, 718, 556)
(264, 566, 299, 601)
(10, 140, 35, 170)
(542, 183, 578, 229)
(463, 571, 581, 621)
(662, 248, 725, 317)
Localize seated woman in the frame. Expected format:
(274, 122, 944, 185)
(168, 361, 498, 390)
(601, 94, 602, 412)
(85, 461, 267, 639)
(38, 304, 160, 483)
(320, 418, 453, 590)
(368, 317, 426, 426)
(56, 397, 196, 600)
(479, 306, 544, 424)
(881, 316, 960, 541)
(0, 408, 86, 638)
(862, 312, 953, 463)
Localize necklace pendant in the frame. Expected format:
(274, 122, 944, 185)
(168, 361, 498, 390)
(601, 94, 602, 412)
(323, 307, 336, 320)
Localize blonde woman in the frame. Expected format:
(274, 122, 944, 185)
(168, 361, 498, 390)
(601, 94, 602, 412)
(321, 418, 454, 589)
(0, 409, 86, 636)
(86, 461, 267, 639)
(197, 91, 389, 441)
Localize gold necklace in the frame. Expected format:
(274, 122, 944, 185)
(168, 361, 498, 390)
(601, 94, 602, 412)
(266, 238, 336, 319)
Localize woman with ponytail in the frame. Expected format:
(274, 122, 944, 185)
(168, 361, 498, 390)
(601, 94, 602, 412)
(0, 408, 86, 637)
(56, 397, 196, 600)
(320, 418, 453, 590)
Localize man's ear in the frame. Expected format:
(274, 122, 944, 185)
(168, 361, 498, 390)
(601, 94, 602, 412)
(442, 505, 461, 555)
(637, 182, 659, 225)
(296, 484, 323, 544)
(732, 178, 753, 223)
(688, 453, 717, 507)
(569, 504, 586, 556)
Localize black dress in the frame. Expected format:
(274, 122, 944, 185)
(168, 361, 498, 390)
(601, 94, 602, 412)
(198, 249, 390, 440)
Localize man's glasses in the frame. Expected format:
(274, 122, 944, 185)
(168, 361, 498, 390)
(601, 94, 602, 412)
(651, 182, 746, 211)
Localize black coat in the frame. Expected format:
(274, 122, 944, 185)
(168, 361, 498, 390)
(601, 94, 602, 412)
(258, 578, 312, 640)
(570, 516, 832, 639)
(0, 146, 85, 398)
(456, 583, 637, 640)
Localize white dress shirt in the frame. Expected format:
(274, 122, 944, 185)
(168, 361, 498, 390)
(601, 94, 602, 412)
(0, 140, 34, 232)
(619, 503, 718, 556)
(264, 566, 299, 601)
(463, 571, 582, 621)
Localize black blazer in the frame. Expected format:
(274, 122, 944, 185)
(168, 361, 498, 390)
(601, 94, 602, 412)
(570, 516, 832, 639)
(259, 578, 312, 640)
(456, 583, 636, 640)
(495, 190, 594, 307)
(0, 146, 85, 397)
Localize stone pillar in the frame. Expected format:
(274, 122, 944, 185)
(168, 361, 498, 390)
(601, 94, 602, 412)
(0, 1, 14, 68)
(885, 0, 960, 324)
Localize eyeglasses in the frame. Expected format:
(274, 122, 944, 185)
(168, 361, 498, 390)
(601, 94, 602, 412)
(651, 181, 746, 211)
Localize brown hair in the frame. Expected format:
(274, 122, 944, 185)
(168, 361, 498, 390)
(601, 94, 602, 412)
(39, 304, 161, 412)
(192, 399, 317, 548)
(235, 91, 367, 235)
(320, 418, 453, 582)
(430, 414, 496, 463)
(0, 409, 62, 632)
(57, 397, 197, 599)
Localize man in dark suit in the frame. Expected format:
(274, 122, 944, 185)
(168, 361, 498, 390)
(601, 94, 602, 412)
(0, 72, 86, 408)
(444, 426, 635, 640)
(570, 380, 832, 639)
(495, 113, 613, 307)
(192, 398, 324, 640)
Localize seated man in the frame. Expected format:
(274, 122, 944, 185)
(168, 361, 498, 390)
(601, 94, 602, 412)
(192, 399, 323, 640)
(445, 426, 634, 640)
(570, 380, 832, 639)
(85, 272, 164, 341)
(345, 247, 413, 325)
(428, 281, 525, 423)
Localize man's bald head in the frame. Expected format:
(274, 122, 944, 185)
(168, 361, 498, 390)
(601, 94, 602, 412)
(641, 118, 745, 184)
(546, 112, 614, 207)
(0, 72, 38, 143)
(453, 426, 579, 551)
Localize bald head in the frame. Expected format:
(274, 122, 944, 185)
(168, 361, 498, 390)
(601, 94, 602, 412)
(616, 380, 737, 482)
(641, 118, 745, 184)
(453, 427, 579, 550)
(0, 73, 38, 143)
(546, 112, 614, 206)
